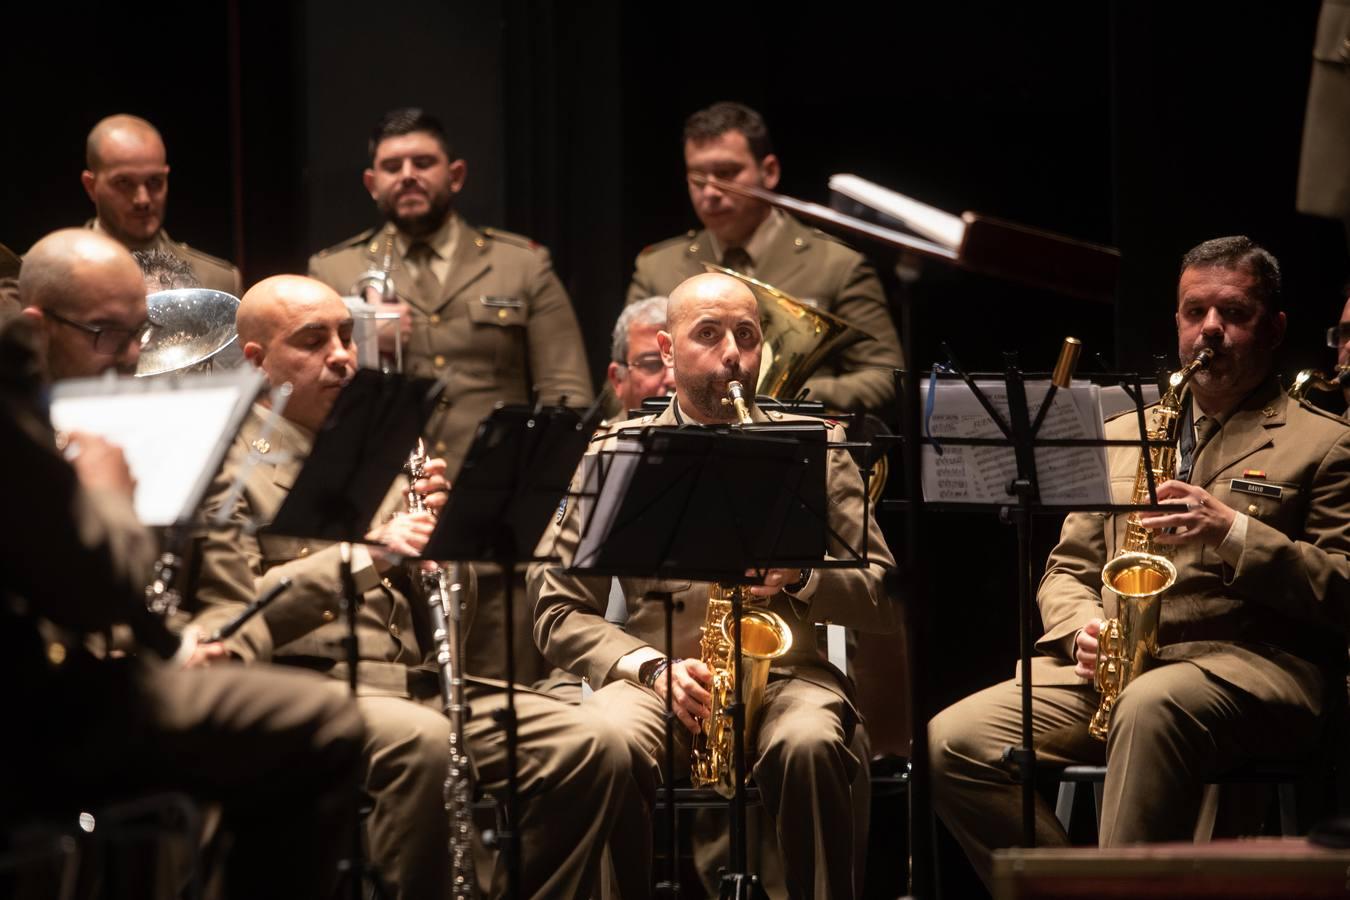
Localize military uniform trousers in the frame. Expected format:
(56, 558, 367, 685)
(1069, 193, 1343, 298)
(352, 676, 653, 900)
(6, 654, 364, 899)
(928, 659, 1325, 888)
(586, 676, 863, 900)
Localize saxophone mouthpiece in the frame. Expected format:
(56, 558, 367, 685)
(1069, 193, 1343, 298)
(1195, 348, 1215, 368)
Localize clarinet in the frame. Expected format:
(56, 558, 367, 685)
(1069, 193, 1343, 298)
(406, 440, 474, 900)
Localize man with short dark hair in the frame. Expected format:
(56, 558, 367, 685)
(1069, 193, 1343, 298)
(309, 108, 593, 683)
(81, 114, 241, 295)
(929, 235, 1350, 889)
(626, 101, 901, 415)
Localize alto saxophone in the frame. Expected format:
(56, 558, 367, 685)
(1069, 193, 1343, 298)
(406, 440, 474, 899)
(689, 381, 794, 797)
(1090, 349, 1212, 740)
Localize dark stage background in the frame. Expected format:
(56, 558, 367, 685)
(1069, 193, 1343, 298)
(4, 2, 1345, 897)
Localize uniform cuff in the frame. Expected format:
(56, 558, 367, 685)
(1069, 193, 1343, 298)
(614, 646, 665, 683)
(1216, 512, 1248, 567)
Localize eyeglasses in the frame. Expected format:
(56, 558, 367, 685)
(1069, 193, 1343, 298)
(45, 309, 156, 354)
(1327, 323, 1350, 349)
(620, 352, 670, 376)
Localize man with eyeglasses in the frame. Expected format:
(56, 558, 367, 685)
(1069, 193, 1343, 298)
(81, 115, 242, 296)
(608, 295, 676, 418)
(7, 228, 366, 897)
(21, 229, 156, 378)
(1333, 285, 1350, 408)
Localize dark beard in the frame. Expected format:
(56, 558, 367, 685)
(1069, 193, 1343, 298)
(382, 193, 454, 238)
(682, 366, 755, 423)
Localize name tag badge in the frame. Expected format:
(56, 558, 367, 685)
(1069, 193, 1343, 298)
(480, 295, 523, 309)
(1230, 478, 1281, 499)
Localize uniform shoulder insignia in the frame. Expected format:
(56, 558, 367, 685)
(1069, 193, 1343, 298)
(638, 233, 692, 257)
(315, 227, 378, 258)
(481, 227, 542, 252)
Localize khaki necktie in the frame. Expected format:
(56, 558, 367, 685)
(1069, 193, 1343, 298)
(408, 241, 442, 306)
(721, 246, 753, 277)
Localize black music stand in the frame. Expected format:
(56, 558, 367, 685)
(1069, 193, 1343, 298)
(421, 400, 602, 900)
(914, 345, 1170, 849)
(566, 420, 867, 899)
(687, 173, 1121, 898)
(266, 369, 439, 900)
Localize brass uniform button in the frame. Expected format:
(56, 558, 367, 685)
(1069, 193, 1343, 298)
(793, 237, 805, 247)
(435, 440, 448, 453)
(497, 309, 508, 320)
(389, 624, 400, 637)
(1247, 504, 1259, 515)
(688, 243, 700, 254)
(322, 610, 336, 623)
(251, 439, 270, 454)
(474, 237, 486, 248)
(298, 546, 310, 558)
(434, 355, 446, 367)
(429, 313, 441, 324)
(1262, 406, 1276, 418)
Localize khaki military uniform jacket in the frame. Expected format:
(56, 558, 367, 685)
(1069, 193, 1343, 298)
(626, 214, 902, 414)
(308, 216, 594, 476)
(1031, 380, 1350, 713)
(84, 220, 242, 296)
(1297, 0, 1350, 219)
(529, 399, 898, 709)
(190, 405, 473, 697)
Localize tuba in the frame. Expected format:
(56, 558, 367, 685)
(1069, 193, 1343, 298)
(689, 381, 795, 797)
(1288, 366, 1350, 402)
(1090, 349, 1212, 740)
(702, 263, 889, 501)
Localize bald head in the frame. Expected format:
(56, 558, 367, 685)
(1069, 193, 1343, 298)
(658, 272, 763, 423)
(666, 272, 758, 332)
(20, 229, 148, 379)
(86, 115, 164, 171)
(238, 275, 356, 433)
(82, 115, 170, 249)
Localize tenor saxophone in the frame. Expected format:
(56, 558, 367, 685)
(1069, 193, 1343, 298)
(1090, 349, 1212, 740)
(689, 381, 794, 797)
(406, 440, 474, 899)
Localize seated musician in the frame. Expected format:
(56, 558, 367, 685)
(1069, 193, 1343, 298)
(529, 271, 898, 900)
(6, 229, 364, 898)
(184, 274, 651, 900)
(929, 236, 1350, 889)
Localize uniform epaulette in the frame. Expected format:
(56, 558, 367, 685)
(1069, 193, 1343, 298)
(1291, 395, 1350, 426)
(481, 227, 543, 252)
(639, 232, 697, 256)
(173, 241, 237, 271)
(314, 227, 380, 258)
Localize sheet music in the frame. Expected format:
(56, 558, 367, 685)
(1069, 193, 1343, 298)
(50, 371, 261, 526)
(1099, 383, 1161, 421)
(828, 174, 967, 251)
(922, 379, 1109, 505)
(572, 437, 642, 569)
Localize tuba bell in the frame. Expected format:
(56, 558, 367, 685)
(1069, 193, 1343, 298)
(703, 263, 889, 500)
(136, 289, 241, 377)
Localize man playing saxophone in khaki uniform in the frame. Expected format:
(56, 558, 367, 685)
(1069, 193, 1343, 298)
(186, 275, 650, 900)
(929, 236, 1350, 889)
(309, 107, 593, 684)
(530, 272, 898, 900)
